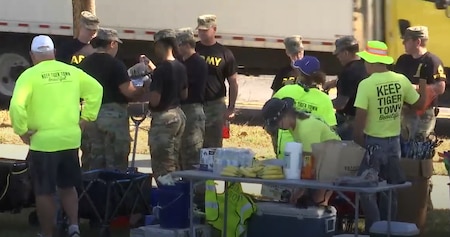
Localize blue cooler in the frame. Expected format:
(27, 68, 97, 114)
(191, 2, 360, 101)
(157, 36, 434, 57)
(247, 202, 336, 237)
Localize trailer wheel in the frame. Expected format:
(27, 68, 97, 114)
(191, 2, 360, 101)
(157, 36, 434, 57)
(0, 52, 30, 108)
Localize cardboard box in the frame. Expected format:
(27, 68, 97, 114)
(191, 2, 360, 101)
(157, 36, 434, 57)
(397, 158, 433, 234)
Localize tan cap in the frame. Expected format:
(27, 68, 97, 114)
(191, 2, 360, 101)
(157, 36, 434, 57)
(96, 27, 122, 43)
(196, 14, 217, 30)
(154, 29, 176, 42)
(176, 27, 195, 44)
(403, 26, 429, 39)
(334, 36, 359, 54)
(284, 35, 304, 55)
(80, 11, 99, 30)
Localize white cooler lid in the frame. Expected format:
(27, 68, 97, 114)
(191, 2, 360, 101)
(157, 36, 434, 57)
(370, 221, 420, 235)
(255, 202, 336, 219)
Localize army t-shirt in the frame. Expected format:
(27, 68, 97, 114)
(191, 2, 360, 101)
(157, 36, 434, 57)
(195, 42, 238, 101)
(336, 59, 367, 116)
(271, 65, 299, 93)
(394, 52, 446, 107)
(56, 39, 95, 66)
(354, 71, 420, 138)
(149, 60, 188, 112)
(78, 53, 130, 105)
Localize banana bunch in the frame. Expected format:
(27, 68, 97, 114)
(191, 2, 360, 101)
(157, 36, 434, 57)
(258, 165, 285, 179)
(239, 166, 263, 178)
(220, 166, 241, 177)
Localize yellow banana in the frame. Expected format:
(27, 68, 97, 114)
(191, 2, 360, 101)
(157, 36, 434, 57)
(252, 166, 265, 173)
(264, 165, 283, 171)
(223, 166, 239, 173)
(240, 167, 257, 178)
(262, 169, 284, 176)
(221, 171, 238, 177)
(261, 174, 285, 180)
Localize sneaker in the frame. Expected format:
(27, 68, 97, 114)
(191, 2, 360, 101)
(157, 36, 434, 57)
(69, 231, 81, 237)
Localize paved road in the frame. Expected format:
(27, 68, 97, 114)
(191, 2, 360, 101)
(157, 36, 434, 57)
(1, 144, 448, 209)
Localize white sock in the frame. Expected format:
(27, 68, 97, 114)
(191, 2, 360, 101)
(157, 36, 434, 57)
(68, 224, 80, 234)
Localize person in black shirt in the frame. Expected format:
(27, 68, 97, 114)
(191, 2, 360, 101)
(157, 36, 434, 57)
(323, 36, 367, 140)
(175, 28, 208, 170)
(271, 35, 304, 94)
(145, 29, 188, 179)
(78, 28, 146, 171)
(55, 11, 99, 66)
(195, 14, 238, 148)
(55, 11, 100, 170)
(395, 26, 446, 140)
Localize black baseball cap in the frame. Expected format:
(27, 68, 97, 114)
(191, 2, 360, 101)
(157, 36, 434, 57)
(334, 36, 358, 55)
(261, 98, 294, 128)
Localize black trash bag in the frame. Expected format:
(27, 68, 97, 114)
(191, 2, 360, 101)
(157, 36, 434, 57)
(0, 159, 34, 212)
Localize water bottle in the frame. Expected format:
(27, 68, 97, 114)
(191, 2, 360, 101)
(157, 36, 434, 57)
(222, 121, 230, 139)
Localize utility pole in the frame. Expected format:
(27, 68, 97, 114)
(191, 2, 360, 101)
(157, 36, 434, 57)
(72, 0, 96, 37)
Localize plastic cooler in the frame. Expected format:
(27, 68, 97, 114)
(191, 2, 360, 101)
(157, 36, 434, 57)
(369, 221, 420, 237)
(153, 181, 190, 229)
(247, 202, 337, 237)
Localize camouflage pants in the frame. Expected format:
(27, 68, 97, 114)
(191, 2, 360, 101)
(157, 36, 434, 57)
(203, 98, 226, 148)
(80, 131, 91, 171)
(180, 103, 205, 170)
(148, 107, 186, 179)
(84, 103, 131, 171)
(358, 135, 405, 232)
(401, 108, 436, 140)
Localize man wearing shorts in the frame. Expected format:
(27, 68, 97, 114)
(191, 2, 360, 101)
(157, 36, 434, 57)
(353, 41, 427, 232)
(9, 35, 103, 237)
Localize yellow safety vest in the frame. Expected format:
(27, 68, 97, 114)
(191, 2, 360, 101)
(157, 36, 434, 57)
(205, 180, 256, 237)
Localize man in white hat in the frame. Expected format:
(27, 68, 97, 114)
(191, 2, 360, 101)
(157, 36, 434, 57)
(9, 35, 103, 237)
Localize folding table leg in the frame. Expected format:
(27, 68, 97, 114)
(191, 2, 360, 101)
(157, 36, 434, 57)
(189, 180, 195, 237)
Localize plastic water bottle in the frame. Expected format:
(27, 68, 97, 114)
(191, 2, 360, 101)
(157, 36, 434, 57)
(222, 121, 230, 139)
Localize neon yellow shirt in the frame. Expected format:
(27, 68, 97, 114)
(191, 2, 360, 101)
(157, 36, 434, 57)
(273, 85, 336, 126)
(9, 60, 103, 152)
(290, 117, 341, 153)
(272, 84, 337, 158)
(354, 71, 419, 138)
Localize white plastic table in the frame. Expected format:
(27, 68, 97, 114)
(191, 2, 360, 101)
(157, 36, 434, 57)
(171, 170, 411, 237)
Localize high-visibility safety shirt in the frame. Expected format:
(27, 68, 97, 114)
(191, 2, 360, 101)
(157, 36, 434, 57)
(205, 180, 256, 237)
(273, 84, 336, 158)
(9, 60, 103, 152)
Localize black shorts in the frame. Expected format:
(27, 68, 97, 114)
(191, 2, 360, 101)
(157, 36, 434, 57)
(27, 149, 82, 195)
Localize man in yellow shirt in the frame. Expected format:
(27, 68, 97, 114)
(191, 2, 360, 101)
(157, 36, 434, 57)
(353, 40, 427, 232)
(9, 35, 103, 237)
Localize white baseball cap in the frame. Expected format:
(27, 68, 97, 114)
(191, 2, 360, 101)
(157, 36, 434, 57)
(31, 35, 55, 53)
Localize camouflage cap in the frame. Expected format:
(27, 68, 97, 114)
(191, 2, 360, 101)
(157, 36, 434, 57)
(196, 14, 217, 30)
(96, 27, 123, 43)
(284, 35, 304, 55)
(80, 11, 99, 30)
(176, 27, 195, 44)
(403, 26, 429, 39)
(154, 29, 177, 42)
(334, 36, 359, 54)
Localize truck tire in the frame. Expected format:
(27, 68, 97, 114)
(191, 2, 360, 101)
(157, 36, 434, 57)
(0, 52, 30, 108)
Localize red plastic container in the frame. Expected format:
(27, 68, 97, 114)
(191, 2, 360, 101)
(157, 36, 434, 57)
(222, 121, 230, 139)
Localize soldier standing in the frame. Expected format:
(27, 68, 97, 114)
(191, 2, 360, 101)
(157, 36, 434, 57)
(55, 10, 100, 170)
(78, 28, 146, 171)
(270, 36, 304, 94)
(147, 29, 188, 179)
(176, 28, 208, 170)
(195, 14, 238, 148)
(323, 36, 368, 140)
(395, 26, 446, 140)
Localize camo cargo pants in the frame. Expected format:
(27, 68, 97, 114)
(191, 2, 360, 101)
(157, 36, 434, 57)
(401, 108, 436, 140)
(203, 98, 226, 148)
(180, 103, 205, 170)
(148, 107, 186, 179)
(83, 103, 131, 171)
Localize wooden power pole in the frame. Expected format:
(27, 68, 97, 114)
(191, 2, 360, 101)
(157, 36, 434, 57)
(72, 0, 96, 37)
